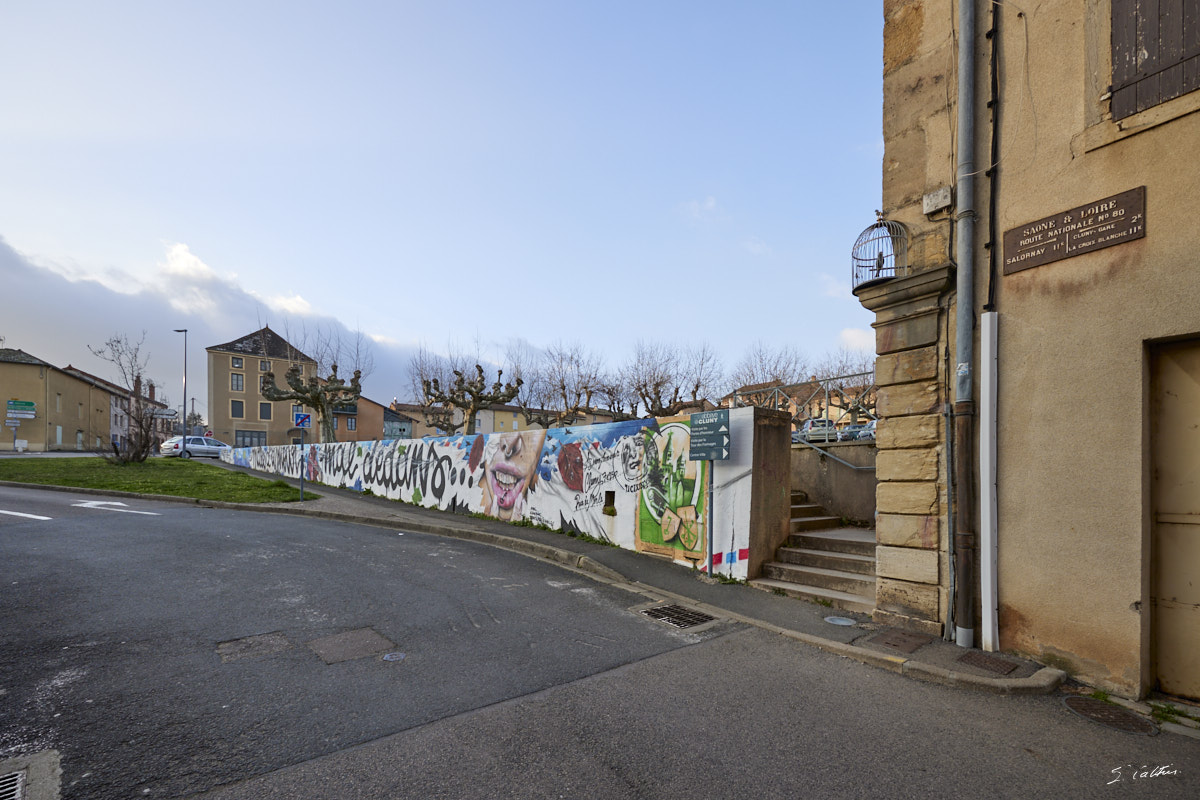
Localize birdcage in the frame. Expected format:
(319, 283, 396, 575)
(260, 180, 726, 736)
(852, 213, 909, 290)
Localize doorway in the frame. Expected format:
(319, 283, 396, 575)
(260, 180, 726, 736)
(1150, 339, 1200, 700)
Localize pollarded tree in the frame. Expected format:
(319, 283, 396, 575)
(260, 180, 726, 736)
(260, 363, 362, 443)
(421, 364, 522, 436)
(619, 340, 723, 418)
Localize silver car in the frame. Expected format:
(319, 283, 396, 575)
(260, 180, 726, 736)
(160, 435, 230, 459)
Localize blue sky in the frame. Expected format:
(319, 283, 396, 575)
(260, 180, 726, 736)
(1, 1, 882, 416)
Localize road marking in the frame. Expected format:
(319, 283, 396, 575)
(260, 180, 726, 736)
(71, 500, 161, 516)
(0, 509, 52, 520)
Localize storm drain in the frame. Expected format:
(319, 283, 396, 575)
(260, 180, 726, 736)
(956, 650, 1020, 676)
(640, 604, 715, 629)
(1062, 696, 1158, 735)
(0, 771, 25, 800)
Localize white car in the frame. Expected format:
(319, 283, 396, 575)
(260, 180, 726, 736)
(797, 419, 837, 443)
(160, 436, 231, 459)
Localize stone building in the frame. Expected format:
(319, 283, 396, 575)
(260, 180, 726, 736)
(856, 0, 1200, 700)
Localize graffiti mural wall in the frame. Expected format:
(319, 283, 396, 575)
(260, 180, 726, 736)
(225, 410, 759, 577)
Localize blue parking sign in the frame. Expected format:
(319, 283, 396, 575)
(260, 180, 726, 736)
(294, 412, 312, 429)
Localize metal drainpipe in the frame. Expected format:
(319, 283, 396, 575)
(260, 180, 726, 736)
(953, 0, 979, 649)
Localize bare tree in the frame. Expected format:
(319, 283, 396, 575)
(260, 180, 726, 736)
(506, 340, 604, 428)
(261, 363, 362, 443)
(728, 340, 809, 390)
(88, 331, 162, 463)
(421, 364, 522, 435)
(592, 372, 641, 421)
(619, 340, 721, 418)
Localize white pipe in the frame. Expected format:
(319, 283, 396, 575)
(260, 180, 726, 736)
(980, 311, 999, 651)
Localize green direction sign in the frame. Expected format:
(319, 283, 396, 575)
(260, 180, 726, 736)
(7, 400, 35, 410)
(689, 409, 730, 461)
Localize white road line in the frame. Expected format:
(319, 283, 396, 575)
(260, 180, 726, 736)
(71, 500, 161, 516)
(0, 509, 53, 520)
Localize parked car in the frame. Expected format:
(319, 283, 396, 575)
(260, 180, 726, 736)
(797, 419, 837, 443)
(160, 435, 231, 459)
(838, 424, 867, 441)
(856, 420, 877, 440)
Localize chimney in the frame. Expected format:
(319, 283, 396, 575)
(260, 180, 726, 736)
(134, 375, 142, 399)
(148, 382, 155, 402)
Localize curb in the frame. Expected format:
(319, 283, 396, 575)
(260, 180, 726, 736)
(2, 479, 1062, 695)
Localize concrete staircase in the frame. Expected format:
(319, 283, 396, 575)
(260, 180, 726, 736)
(750, 491, 877, 614)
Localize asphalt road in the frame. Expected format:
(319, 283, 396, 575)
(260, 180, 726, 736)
(2, 485, 1198, 799)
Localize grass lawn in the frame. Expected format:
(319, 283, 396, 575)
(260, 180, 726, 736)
(0, 457, 316, 503)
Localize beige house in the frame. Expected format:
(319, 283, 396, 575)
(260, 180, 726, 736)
(857, 0, 1200, 700)
(206, 327, 318, 447)
(1, 349, 112, 452)
(62, 366, 172, 450)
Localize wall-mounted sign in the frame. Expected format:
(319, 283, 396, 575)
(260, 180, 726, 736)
(1003, 187, 1145, 275)
(689, 410, 730, 461)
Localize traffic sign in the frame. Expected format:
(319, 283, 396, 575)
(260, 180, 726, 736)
(5, 420, 20, 428)
(294, 412, 312, 429)
(689, 409, 730, 461)
(152, 409, 178, 418)
(6, 401, 35, 410)
(6, 412, 35, 419)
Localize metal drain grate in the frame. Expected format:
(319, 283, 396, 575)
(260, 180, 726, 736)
(956, 650, 1020, 675)
(640, 604, 715, 629)
(867, 630, 933, 654)
(1062, 696, 1158, 735)
(0, 771, 26, 800)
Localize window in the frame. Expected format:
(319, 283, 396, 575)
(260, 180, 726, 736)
(498, 420, 505, 429)
(292, 404, 303, 415)
(231, 400, 244, 419)
(1111, 0, 1200, 120)
(56, 393, 62, 412)
(260, 360, 270, 371)
(333, 416, 338, 430)
(78, 402, 83, 418)
(231, 357, 243, 368)
(347, 417, 356, 431)
(259, 402, 272, 420)
(235, 430, 267, 447)
(231, 373, 245, 392)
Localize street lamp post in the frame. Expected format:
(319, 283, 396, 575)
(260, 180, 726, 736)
(173, 328, 188, 457)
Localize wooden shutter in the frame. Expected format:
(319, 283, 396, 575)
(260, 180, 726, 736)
(1112, 0, 1200, 120)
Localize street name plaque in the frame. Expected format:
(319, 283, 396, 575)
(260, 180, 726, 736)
(1003, 187, 1145, 275)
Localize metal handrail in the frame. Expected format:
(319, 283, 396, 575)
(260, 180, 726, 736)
(795, 438, 876, 471)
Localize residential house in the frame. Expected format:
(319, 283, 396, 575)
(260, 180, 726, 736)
(206, 327, 318, 447)
(61, 366, 172, 451)
(1, 349, 112, 452)
(855, 0, 1200, 699)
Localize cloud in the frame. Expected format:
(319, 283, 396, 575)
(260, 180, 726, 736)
(742, 236, 772, 256)
(681, 195, 718, 221)
(0, 235, 421, 413)
(818, 272, 851, 299)
(839, 328, 875, 352)
(263, 294, 313, 315)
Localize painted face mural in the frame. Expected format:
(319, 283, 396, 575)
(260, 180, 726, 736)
(481, 430, 547, 520)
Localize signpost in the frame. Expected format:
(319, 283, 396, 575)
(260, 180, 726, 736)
(689, 409, 732, 576)
(294, 412, 312, 500)
(6, 401, 35, 449)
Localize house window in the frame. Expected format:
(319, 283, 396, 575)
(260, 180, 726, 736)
(56, 393, 62, 412)
(292, 404, 303, 415)
(347, 417, 356, 431)
(333, 416, 338, 430)
(498, 420, 505, 429)
(259, 402, 272, 420)
(78, 402, 83, 418)
(1111, 0, 1200, 120)
(231, 400, 244, 419)
(260, 360, 270, 371)
(231, 373, 245, 392)
(232, 357, 243, 369)
(235, 430, 267, 447)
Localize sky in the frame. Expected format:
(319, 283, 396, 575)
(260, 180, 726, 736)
(1, 1, 883, 420)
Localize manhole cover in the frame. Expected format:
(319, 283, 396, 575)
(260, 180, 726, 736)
(0, 771, 26, 800)
(1062, 696, 1157, 735)
(640, 604, 716, 629)
(956, 650, 1020, 675)
(867, 630, 933, 654)
(308, 628, 395, 664)
(824, 616, 857, 626)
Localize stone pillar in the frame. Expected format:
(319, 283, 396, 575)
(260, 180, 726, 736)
(855, 264, 953, 635)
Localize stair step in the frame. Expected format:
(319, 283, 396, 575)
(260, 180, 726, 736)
(749, 578, 875, 614)
(762, 562, 876, 595)
(790, 503, 826, 518)
(790, 515, 843, 533)
(789, 527, 877, 555)
(777, 546, 876, 575)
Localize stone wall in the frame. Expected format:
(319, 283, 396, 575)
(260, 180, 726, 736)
(789, 441, 877, 525)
